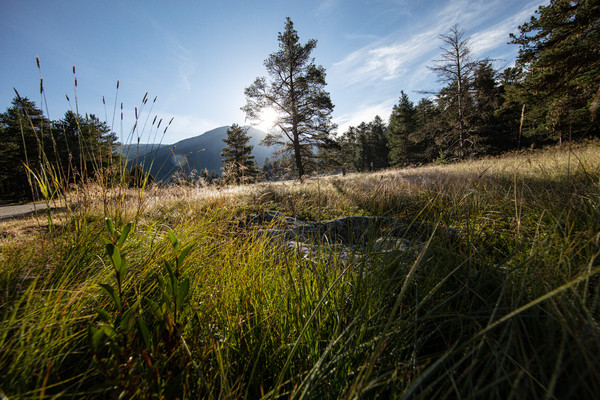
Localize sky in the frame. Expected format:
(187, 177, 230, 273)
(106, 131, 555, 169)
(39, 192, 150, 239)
(0, 0, 548, 144)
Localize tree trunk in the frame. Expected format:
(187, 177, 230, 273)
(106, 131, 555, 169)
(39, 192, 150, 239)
(289, 64, 305, 181)
(293, 132, 304, 181)
(456, 47, 465, 159)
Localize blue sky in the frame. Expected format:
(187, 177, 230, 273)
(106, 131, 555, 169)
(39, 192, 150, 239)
(1, 0, 547, 144)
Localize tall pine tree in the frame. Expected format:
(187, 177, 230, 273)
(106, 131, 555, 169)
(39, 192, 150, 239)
(429, 25, 481, 158)
(243, 18, 336, 181)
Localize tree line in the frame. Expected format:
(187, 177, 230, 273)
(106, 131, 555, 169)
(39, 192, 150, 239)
(239, 1, 599, 179)
(335, 0, 599, 172)
(2, 1, 598, 196)
(0, 96, 120, 200)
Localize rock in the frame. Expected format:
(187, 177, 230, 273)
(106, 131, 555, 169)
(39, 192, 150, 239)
(238, 210, 312, 230)
(235, 210, 448, 266)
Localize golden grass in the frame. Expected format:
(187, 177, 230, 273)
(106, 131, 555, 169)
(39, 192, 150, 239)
(3, 140, 598, 238)
(1, 140, 599, 399)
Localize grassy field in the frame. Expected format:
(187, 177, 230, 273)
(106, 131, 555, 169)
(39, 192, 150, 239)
(1, 142, 599, 399)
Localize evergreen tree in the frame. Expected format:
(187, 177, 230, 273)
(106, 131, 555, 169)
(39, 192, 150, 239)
(369, 116, 389, 170)
(262, 155, 293, 181)
(220, 124, 258, 185)
(429, 24, 481, 158)
(412, 98, 441, 163)
(510, 0, 600, 142)
(333, 126, 358, 174)
(243, 18, 336, 181)
(469, 61, 504, 153)
(0, 96, 120, 200)
(55, 110, 119, 183)
(341, 117, 389, 172)
(0, 97, 52, 199)
(388, 91, 417, 166)
(497, 66, 532, 149)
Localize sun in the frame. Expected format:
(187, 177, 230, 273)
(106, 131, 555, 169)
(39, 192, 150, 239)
(256, 107, 280, 132)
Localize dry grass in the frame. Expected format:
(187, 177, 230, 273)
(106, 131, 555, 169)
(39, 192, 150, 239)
(1, 141, 599, 398)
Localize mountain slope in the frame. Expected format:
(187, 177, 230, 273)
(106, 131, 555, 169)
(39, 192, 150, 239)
(131, 126, 276, 182)
(118, 143, 168, 162)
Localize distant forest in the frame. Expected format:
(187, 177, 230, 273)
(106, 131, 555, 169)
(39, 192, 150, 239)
(1, 0, 598, 199)
(333, 1, 599, 172)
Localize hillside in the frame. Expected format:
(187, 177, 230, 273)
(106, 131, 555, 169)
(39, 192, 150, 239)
(128, 126, 276, 181)
(117, 143, 169, 162)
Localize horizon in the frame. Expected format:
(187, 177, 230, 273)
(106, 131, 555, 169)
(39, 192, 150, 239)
(1, 0, 548, 143)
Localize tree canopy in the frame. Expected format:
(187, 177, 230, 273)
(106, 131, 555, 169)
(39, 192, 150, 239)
(0, 96, 120, 200)
(510, 0, 600, 141)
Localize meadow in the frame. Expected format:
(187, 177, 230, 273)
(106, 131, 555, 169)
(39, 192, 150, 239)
(1, 141, 599, 399)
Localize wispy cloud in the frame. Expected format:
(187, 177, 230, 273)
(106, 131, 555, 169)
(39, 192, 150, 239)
(469, 1, 546, 56)
(317, 0, 340, 15)
(331, 0, 539, 89)
(334, 99, 397, 133)
(145, 13, 197, 92)
(328, 0, 549, 131)
(332, 29, 439, 86)
(344, 32, 381, 41)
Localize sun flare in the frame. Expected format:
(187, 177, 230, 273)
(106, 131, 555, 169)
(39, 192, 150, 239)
(256, 107, 279, 132)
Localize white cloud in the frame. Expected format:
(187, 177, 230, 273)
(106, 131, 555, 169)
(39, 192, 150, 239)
(332, 29, 440, 86)
(469, 2, 545, 56)
(175, 53, 196, 92)
(334, 99, 397, 133)
(327, 0, 551, 136)
(145, 13, 197, 92)
(345, 32, 381, 41)
(317, 0, 340, 15)
(331, 0, 547, 91)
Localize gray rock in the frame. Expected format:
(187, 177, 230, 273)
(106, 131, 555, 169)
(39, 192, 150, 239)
(236, 210, 449, 267)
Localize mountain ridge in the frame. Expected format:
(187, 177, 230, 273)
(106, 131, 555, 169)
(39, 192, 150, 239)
(127, 126, 276, 182)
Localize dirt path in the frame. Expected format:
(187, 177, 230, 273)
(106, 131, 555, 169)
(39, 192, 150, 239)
(0, 202, 51, 220)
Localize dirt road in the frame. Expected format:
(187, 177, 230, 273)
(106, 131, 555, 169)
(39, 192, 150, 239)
(0, 202, 51, 220)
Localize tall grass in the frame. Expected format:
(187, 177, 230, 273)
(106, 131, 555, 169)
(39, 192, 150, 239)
(1, 90, 600, 400)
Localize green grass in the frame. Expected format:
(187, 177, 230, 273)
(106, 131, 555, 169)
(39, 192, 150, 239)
(1, 142, 599, 398)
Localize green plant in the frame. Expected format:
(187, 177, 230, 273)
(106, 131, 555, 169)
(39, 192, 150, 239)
(88, 218, 198, 398)
(88, 218, 146, 396)
(2, 142, 600, 399)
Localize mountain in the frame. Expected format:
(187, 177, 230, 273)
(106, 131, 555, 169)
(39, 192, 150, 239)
(118, 143, 169, 162)
(129, 126, 277, 182)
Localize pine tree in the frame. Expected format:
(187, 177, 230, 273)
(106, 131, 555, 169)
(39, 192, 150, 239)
(0, 97, 51, 199)
(388, 91, 417, 166)
(412, 98, 441, 163)
(342, 117, 389, 172)
(429, 24, 481, 158)
(368, 116, 389, 170)
(496, 67, 531, 150)
(335, 126, 359, 173)
(242, 18, 336, 181)
(510, 0, 600, 142)
(220, 124, 258, 185)
(55, 110, 119, 183)
(469, 61, 503, 154)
